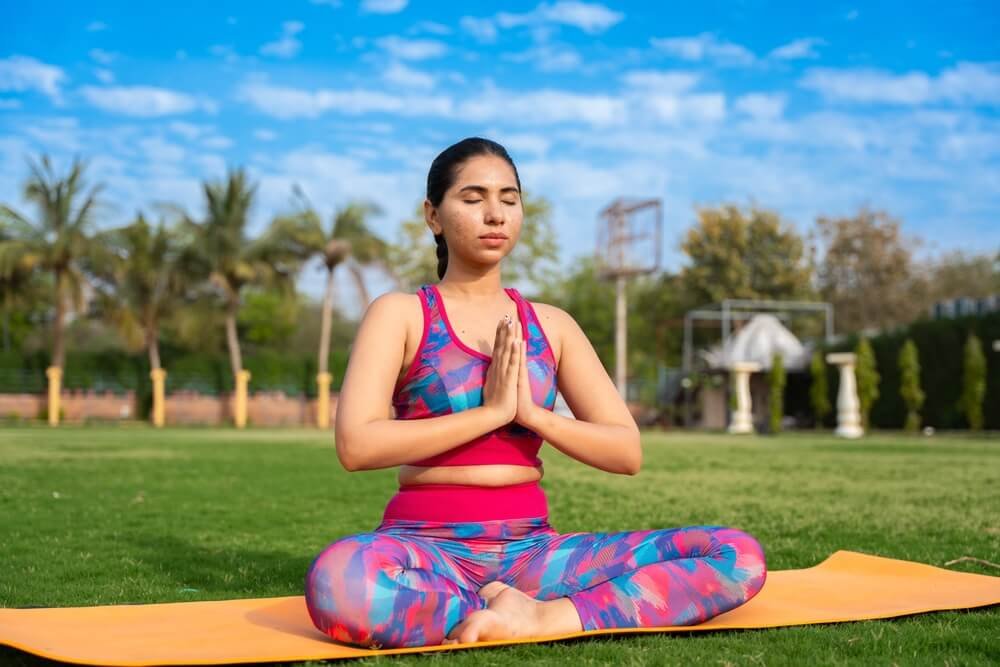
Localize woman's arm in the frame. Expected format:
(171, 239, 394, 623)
(335, 292, 508, 471)
(520, 305, 642, 475)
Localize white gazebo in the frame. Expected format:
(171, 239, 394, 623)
(700, 314, 811, 431)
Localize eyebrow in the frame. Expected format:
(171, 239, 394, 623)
(457, 185, 521, 195)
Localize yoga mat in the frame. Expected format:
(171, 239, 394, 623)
(2, 550, 998, 665)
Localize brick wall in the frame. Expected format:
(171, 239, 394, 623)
(0, 391, 339, 427)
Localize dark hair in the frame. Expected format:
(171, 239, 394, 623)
(426, 137, 521, 280)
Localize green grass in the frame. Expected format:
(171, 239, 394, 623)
(1, 427, 998, 666)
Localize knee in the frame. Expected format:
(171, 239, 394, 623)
(304, 535, 381, 646)
(724, 527, 767, 598)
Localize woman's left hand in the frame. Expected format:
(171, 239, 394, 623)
(515, 339, 541, 429)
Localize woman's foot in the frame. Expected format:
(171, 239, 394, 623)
(442, 581, 581, 645)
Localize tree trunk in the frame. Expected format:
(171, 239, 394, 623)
(147, 322, 161, 370)
(318, 267, 336, 374)
(52, 269, 66, 369)
(225, 299, 242, 375)
(349, 262, 371, 309)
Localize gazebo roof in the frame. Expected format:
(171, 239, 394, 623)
(701, 314, 811, 371)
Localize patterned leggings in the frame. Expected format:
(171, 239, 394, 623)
(304, 517, 767, 648)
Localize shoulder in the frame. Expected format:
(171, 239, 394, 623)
(360, 290, 423, 327)
(523, 299, 583, 363)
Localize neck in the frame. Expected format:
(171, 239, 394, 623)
(437, 266, 505, 299)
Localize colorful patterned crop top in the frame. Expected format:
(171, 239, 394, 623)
(391, 284, 558, 467)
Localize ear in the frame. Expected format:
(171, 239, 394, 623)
(423, 199, 441, 235)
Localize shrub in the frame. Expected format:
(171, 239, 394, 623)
(809, 350, 830, 428)
(959, 333, 986, 430)
(855, 337, 880, 430)
(769, 353, 786, 433)
(898, 339, 924, 433)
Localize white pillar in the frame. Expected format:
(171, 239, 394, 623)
(826, 352, 863, 438)
(728, 362, 761, 434)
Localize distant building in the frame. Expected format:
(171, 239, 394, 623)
(930, 295, 999, 319)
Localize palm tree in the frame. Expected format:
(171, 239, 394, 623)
(0, 155, 104, 424)
(178, 168, 305, 426)
(88, 214, 187, 426)
(92, 214, 183, 369)
(269, 195, 391, 427)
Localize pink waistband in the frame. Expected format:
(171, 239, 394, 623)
(381, 481, 548, 523)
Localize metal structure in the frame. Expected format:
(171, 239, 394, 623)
(595, 198, 662, 399)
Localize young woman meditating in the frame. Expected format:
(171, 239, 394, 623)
(304, 137, 767, 648)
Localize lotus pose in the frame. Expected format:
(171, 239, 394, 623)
(304, 137, 767, 648)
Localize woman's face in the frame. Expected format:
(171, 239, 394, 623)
(425, 154, 523, 266)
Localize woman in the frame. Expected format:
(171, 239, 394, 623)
(304, 137, 766, 649)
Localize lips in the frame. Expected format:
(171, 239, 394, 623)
(479, 234, 508, 239)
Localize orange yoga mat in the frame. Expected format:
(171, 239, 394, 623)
(2, 550, 998, 665)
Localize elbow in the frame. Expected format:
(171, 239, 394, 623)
(622, 429, 643, 475)
(335, 430, 365, 472)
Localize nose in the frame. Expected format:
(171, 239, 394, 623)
(484, 198, 504, 225)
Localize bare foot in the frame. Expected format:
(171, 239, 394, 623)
(443, 581, 542, 645)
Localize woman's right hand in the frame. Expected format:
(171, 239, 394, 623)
(481, 315, 521, 425)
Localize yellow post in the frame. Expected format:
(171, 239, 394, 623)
(316, 372, 332, 429)
(234, 369, 251, 428)
(150, 368, 167, 428)
(46, 366, 62, 426)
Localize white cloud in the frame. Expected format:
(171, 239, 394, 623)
(496, 2, 624, 34)
(651, 32, 755, 67)
(0, 55, 66, 101)
(621, 70, 700, 93)
(89, 48, 117, 65)
(0, 98, 23, 109)
(768, 37, 825, 61)
(361, 0, 408, 14)
(86, 20, 108, 32)
(254, 129, 278, 141)
(374, 36, 446, 60)
(800, 61, 1000, 105)
(382, 62, 434, 89)
(410, 20, 451, 35)
(460, 16, 498, 43)
(238, 81, 452, 119)
(640, 93, 726, 124)
(210, 45, 240, 64)
(79, 85, 216, 116)
(94, 68, 114, 84)
(734, 93, 787, 120)
(458, 87, 626, 126)
(503, 45, 582, 72)
(260, 21, 305, 59)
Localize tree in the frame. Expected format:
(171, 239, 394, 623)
(898, 339, 924, 433)
(926, 251, 1000, 304)
(88, 214, 185, 371)
(0, 155, 104, 370)
(958, 333, 986, 431)
(769, 352, 786, 434)
(680, 203, 815, 306)
(855, 336, 880, 430)
(809, 350, 831, 428)
(815, 207, 925, 334)
(387, 192, 560, 290)
(238, 287, 300, 346)
(268, 199, 389, 381)
(178, 168, 305, 379)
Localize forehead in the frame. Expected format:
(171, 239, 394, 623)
(451, 154, 518, 188)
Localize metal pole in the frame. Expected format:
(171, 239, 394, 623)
(615, 274, 627, 400)
(683, 313, 692, 426)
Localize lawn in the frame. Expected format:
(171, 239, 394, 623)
(1, 427, 997, 666)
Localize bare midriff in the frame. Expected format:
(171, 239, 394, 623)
(397, 463, 543, 487)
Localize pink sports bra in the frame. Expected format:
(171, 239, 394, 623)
(391, 284, 558, 467)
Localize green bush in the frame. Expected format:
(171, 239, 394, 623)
(855, 337, 880, 430)
(809, 350, 830, 428)
(959, 333, 986, 430)
(898, 339, 924, 433)
(769, 353, 786, 434)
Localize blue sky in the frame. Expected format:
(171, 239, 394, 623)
(2, 1, 998, 314)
